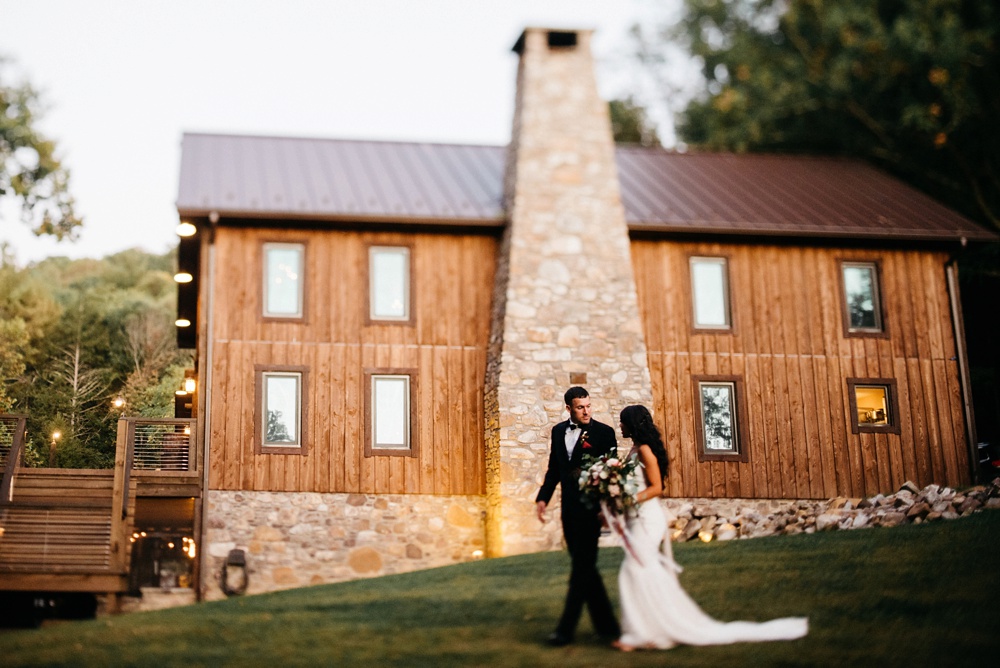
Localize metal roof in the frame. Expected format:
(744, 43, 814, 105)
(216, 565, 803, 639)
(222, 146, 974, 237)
(176, 133, 507, 225)
(176, 133, 995, 242)
(616, 147, 995, 242)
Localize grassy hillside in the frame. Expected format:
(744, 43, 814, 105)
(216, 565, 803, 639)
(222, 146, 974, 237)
(3, 511, 999, 667)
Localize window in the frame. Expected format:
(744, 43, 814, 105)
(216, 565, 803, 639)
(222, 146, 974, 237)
(262, 243, 305, 319)
(690, 256, 731, 330)
(255, 366, 308, 454)
(840, 261, 884, 335)
(368, 246, 412, 323)
(847, 378, 900, 434)
(693, 375, 749, 462)
(364, 369, 418, 457)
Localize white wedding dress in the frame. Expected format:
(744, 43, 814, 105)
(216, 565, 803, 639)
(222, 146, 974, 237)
(617, 452, 808, 649)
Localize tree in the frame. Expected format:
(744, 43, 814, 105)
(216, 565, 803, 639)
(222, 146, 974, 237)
(634, 0, 1000, 229)
(3, 249, 190, 468)
(0, 58, 81, 239)
(609, 97, 662, 146)
(0, 317, 27, 412)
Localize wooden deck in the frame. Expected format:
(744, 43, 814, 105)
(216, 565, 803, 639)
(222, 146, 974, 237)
(0, 416, 200, 595)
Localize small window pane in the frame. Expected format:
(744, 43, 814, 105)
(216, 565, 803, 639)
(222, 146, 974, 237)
(843, 263, 881, 332)
(370, 247, 409, 320)
(263, 373, 300, 446)
(373, 375, 410, 449)
(264, 244, 303, 317)
(691, 257, 730, 329)
(699, 382, 737, 453)
(855, 385, 890, 427)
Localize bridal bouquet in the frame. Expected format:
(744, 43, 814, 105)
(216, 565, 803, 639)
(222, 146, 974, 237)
(578, 451, 641, 517)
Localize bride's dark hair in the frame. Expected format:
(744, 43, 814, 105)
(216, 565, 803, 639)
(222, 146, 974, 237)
(619, 405, 669, 480)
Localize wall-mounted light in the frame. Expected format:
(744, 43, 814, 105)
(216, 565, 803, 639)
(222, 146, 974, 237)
(175, 389, 188, 397)
(183, 377, 197, 394)
(176, 222, 197, 237)
(175, 318, 191, 328)
(174, 272, 193, 283)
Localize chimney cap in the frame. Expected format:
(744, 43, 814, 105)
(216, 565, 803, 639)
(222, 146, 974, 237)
(511, 27, 592, 54)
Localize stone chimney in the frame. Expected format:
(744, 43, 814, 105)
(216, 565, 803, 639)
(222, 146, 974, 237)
(484, 28, 653, 556)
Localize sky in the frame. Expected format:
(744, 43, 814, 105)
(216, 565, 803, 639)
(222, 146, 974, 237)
(0, 0, 685, 266)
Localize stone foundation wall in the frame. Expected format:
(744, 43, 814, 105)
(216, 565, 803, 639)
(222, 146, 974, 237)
(655, 478, 1000, 543)
(201, 490, 486, 600)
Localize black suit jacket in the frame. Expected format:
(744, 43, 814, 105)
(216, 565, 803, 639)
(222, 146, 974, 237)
(536, 418, 617, 519)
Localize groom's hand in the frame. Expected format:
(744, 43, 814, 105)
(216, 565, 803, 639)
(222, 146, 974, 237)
(536, 501, 548, 523)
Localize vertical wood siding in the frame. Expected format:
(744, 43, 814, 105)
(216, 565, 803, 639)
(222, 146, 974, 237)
(632, 241, 970, 499)
(208, 227, 496, 496)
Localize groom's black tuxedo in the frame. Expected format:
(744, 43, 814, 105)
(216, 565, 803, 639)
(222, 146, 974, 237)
(536, 418, 620, 640)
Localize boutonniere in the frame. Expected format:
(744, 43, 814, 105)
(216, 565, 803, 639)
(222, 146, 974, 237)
(580, 430, 592, 449)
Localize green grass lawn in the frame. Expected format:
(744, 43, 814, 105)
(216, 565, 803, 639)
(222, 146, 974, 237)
(3, 511, 1000, 667)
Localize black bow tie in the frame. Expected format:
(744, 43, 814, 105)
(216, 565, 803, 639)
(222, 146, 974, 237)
(568, 423, 580, 430)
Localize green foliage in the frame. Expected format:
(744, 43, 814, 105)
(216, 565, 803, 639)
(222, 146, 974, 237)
(0, 248, 190, 468)
(0, 58, 81, 239)
(609, 97, 661, 145)
(0, 317, 27, 412)
(1, 511, 999, 665)
(640, 0, 1000, 229)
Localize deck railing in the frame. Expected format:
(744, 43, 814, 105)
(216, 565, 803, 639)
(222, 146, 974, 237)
(125, 418, 196, 473)
(0, 414, 28, 503)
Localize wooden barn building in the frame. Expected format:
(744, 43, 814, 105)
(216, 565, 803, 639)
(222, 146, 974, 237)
(171, 28, 995, 598)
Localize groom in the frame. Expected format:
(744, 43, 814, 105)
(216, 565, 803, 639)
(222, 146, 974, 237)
(535, 386, 620, 646)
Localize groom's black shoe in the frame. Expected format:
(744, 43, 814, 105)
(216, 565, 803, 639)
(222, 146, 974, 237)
(546, 632, 573, 646)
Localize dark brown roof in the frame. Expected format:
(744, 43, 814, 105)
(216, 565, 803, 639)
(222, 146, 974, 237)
(616, 148, 995, 242)
(176, 133, 996, 242)
(176, 133, 507, 225)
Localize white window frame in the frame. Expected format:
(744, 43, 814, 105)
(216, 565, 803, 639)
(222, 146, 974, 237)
(364, 369, 417, 457)
(693, 375, 749, 463)
(255, 366, 308, 454)
(840, 261, 885, 336)
(368, 245, 412, 323)
(690, 256, 732, 331)
(262, 242, 305, 319)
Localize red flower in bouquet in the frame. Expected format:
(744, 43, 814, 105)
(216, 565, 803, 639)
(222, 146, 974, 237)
(580, 429, 592, 449)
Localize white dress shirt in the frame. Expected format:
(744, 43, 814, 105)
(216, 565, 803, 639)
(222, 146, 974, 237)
(564, 422, 584, 459)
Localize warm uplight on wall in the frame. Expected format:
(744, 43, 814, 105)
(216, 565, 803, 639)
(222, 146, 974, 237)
(174, 272, 193, 283)
(176, 222, 197, 237)
(698, 530, 714, 543)
(175, 318, 191, 327)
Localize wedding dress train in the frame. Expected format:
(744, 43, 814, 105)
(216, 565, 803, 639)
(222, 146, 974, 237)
(617, 466, 808, 649)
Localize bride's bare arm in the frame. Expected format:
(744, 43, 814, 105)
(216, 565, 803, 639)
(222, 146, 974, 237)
(636, 444, 663, 502)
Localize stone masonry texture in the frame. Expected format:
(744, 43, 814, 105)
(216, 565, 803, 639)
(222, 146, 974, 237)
(201, 490, 485, 600)
(484, 28, 653, 557)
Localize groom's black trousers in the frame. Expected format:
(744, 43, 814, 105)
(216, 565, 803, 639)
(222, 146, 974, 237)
(556, 509, 619, 638)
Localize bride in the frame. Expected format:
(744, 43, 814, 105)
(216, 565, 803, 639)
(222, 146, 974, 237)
(611, 404, 808, 651)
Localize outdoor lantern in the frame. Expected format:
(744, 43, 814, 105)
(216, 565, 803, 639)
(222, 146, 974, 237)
(174, 272, 193, 283)
(176, 222, 197, 237)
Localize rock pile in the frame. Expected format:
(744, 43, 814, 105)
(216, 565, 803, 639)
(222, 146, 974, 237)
(667, 477, 1000, 543)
